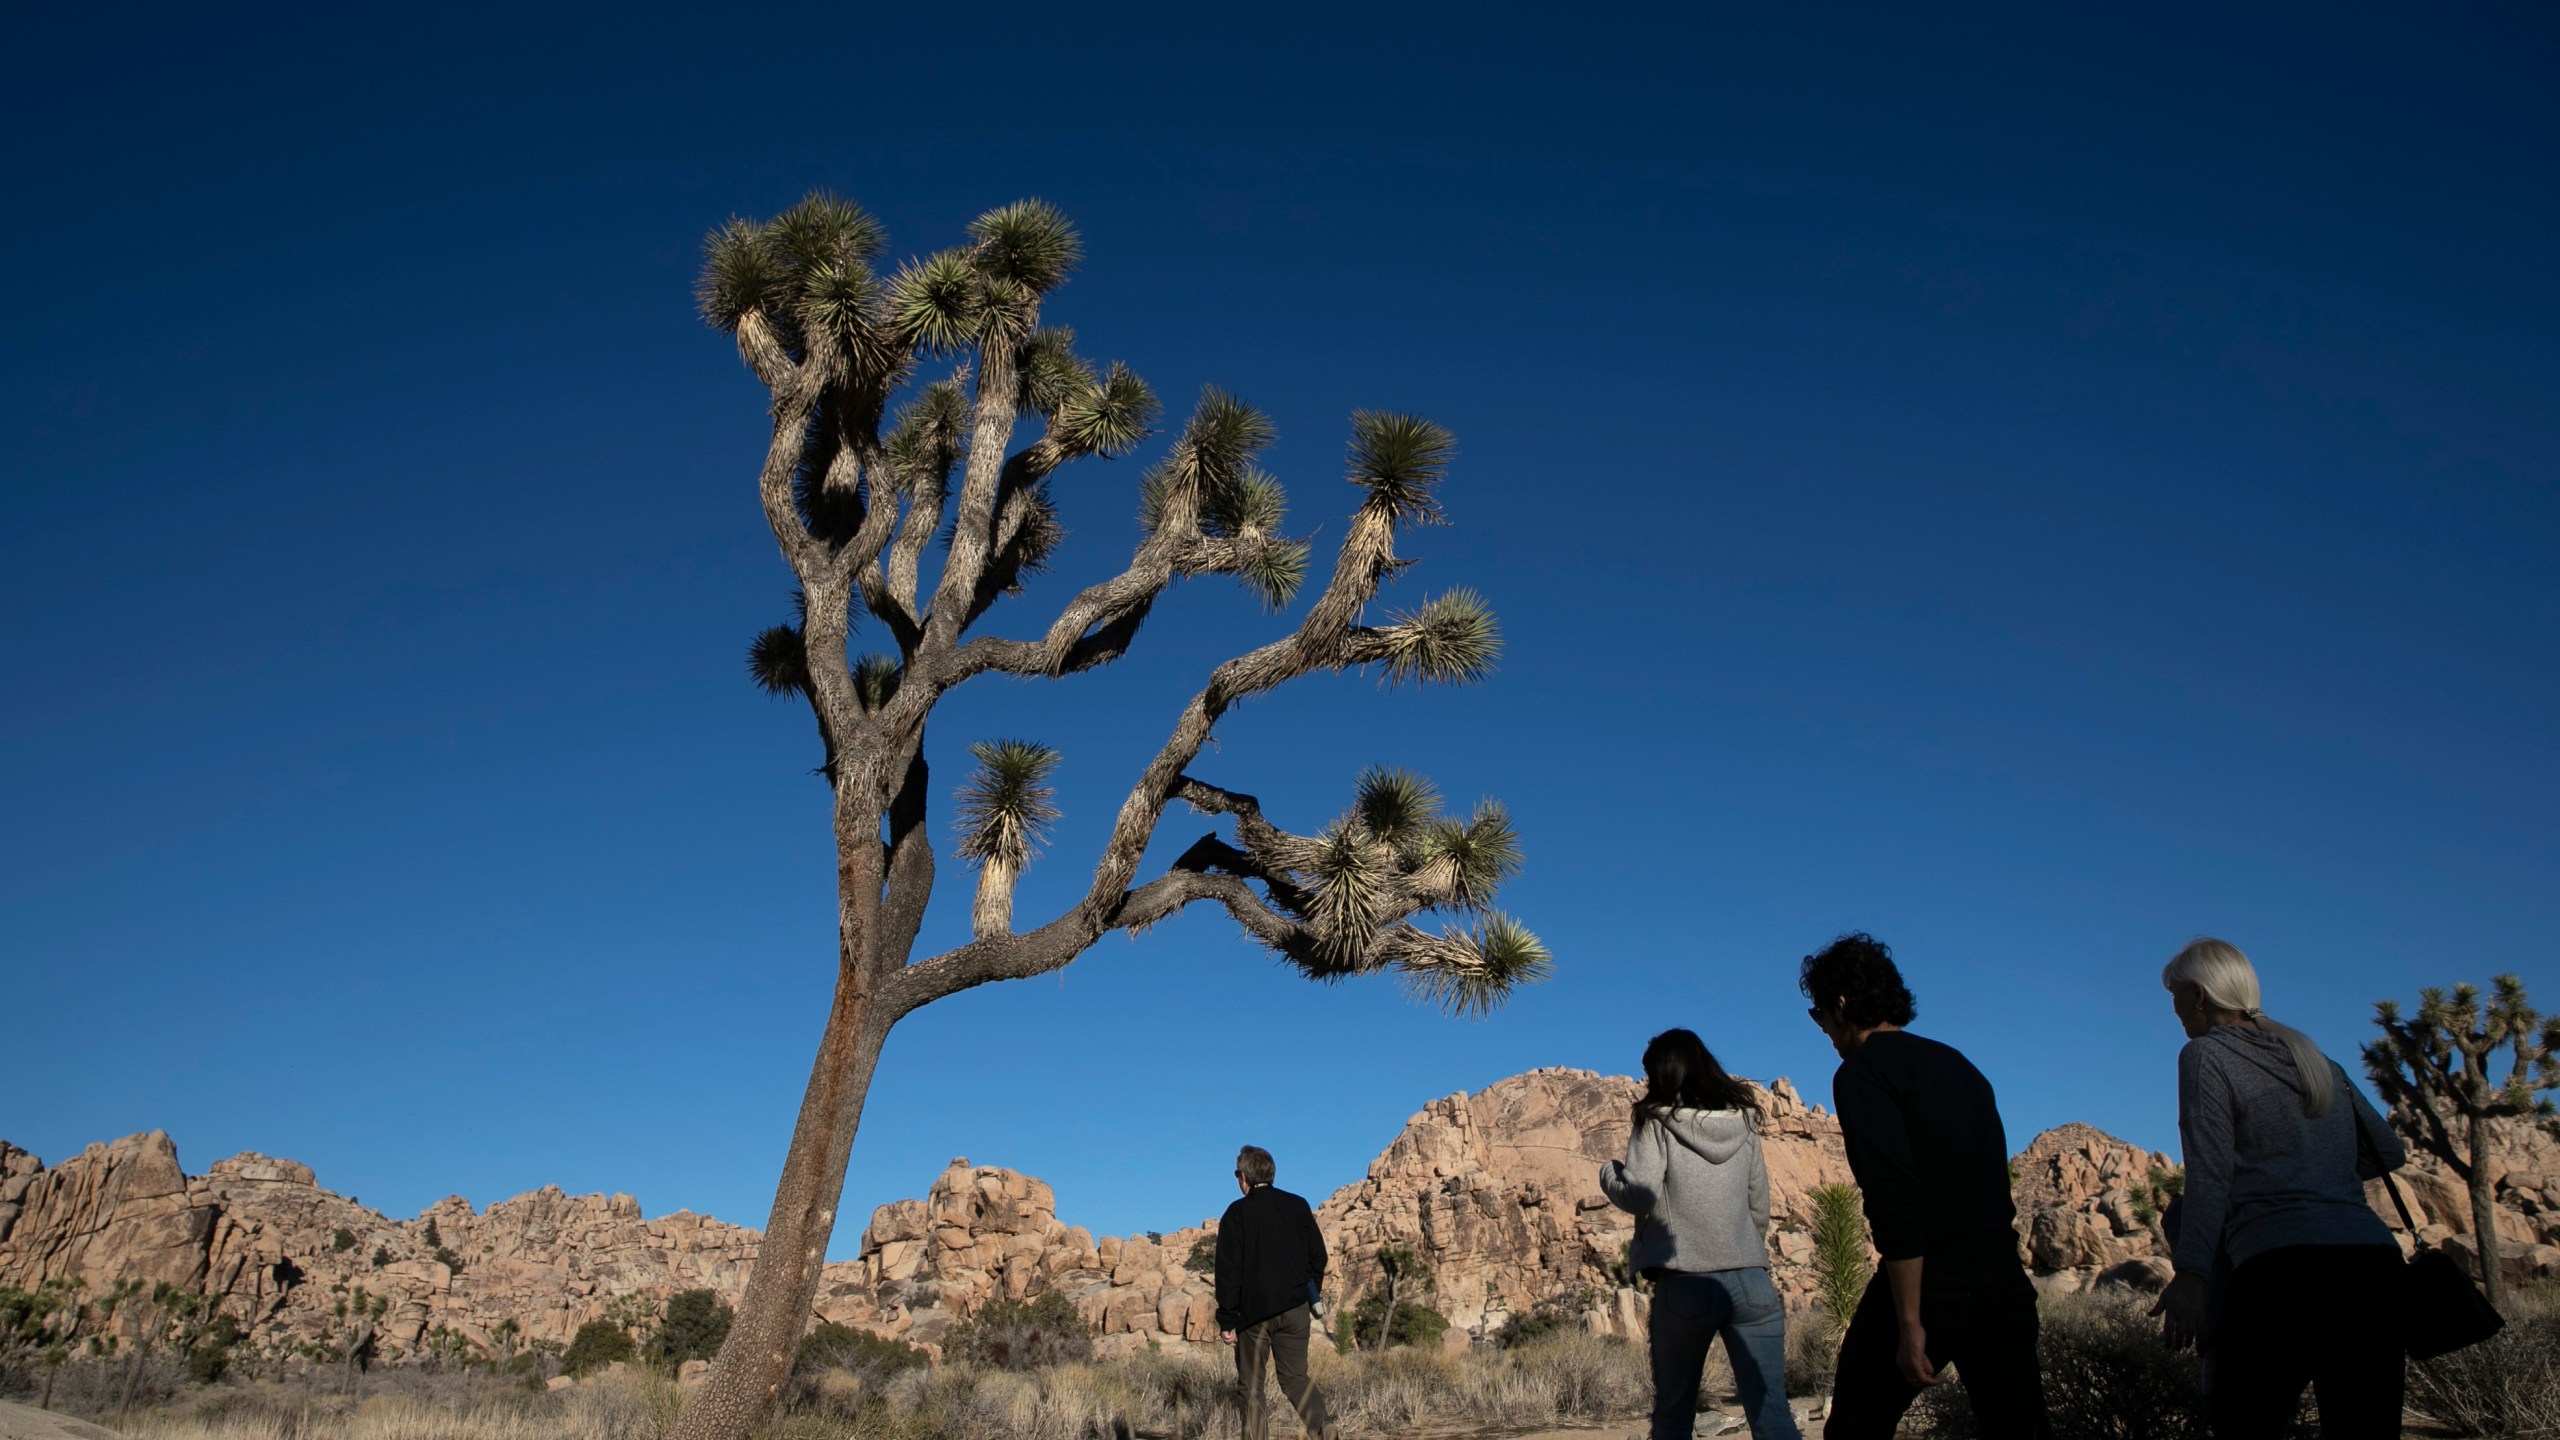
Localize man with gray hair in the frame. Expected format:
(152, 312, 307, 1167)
(1215, 1144, 1334, 1440)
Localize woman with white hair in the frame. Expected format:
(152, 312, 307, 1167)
(2153, 937, 2408, 1438)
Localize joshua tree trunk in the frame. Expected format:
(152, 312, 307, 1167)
(2466, 1115, 2504, 1310)
(665, 194, 1554, 1440)
(677, 982, 888, 1437)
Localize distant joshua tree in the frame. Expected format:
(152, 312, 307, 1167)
(669, 191, 1549, 1440)
(2364, 975, 2559, 1312)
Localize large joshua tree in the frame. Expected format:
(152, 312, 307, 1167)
(669, 192, 1549, 1440)
(2363, 975, 2559, 1313)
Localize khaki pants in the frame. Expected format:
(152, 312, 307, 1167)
(1235, 1303, 1332, 1440)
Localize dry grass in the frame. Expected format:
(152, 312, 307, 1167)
(123, 1369, 684, 1440)
(81, 1335, 1653, 1440)
(2405, 1284, 2560, 1439)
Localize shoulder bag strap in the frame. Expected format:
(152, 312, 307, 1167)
(2356, 1112, 2422, 1238)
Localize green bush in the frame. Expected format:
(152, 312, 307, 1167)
(794, 1320, 931, 1377)
(562, 1318, 636, 1376)
(1185, 1233, 1218, 1275)
(646, 1289, 734, 1371)
(944, 1291, 1093, 1372)
(1348, 1292, 1450, 1351)
(331, 1227, 356, 1253)
(1493, 1288, 1596, 1349)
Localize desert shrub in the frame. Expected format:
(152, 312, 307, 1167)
(1493, 1287, 1596, 1349)
(369, 1246, 389, 1269)
(794, 1320, 929, 1379)
(645, 1289, 732, 1371)
(1184, 1233, 1217, 1275)
(1347, 1292, 1448, 1352)
(1906, 1292, 2288, 1440)
(180, 1314, 241, 1385)
(2034, 1293, 2213, 1439)
(561, 1318, 636, 1376)
(942, 1292, 1092, 1372)
(1500, 1330, 1649, 1421)
(331, 1228, 356, 1254)
(2406, 1288, 2560, 1438)
(1783, 1310, 1837, 1398)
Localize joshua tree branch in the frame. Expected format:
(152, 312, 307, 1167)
(755, 395, 824, 575)
(920, 342, 1027, 655)
(940, 607, 1152, 685)
(884, 467, 948, 624)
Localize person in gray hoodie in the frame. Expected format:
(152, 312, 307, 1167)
(2154, 937, 2407, 1440)
(1601, 1028, 1801, 1440)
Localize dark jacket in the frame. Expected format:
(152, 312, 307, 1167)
(1215, 1184, 1328, 1332)
(2171, 1024, 2403, 1277)
(1832, 1029, 2023, 1277)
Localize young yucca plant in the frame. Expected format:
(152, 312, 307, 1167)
(669, 191, 1549, 1440)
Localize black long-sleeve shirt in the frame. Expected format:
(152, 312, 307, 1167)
(1214, 1184, 1328, 1331)
(1832, 1030, 2022, 1277)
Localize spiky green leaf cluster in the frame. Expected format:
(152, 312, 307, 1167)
(1413, 801, 1520, 912)
(1354, 767, 1440, 845)
(955, 740, 1063, 869)
(697, 193, 902, 384)
(853, 654, 902, 712)
(875, 201, 1085, 363)
(1303, 821, 1394, 964)
(993, 486, 1066, 586)
(745, 625, 811, 699)
(855, 655, 906, 712)
(886, 250, 984, 356)
(968, 200, 1082, 295)
(1233, 540, 1311, 611)
(698, 218, 786, 333)
(1276, 772, 1530, 989)
(1395, 913, 1552, 1018)
(886, 382, 969, 493)
(1053, 362, 1160, 460)
(1345, 411, 1455, 524)
(1142, 390, 1279, 531)
(1018, 329, 1095, 416)
(1375, 589, 1500, 686)
(1203, 470, 1287, 538)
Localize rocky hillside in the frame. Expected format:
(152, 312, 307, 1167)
(5, 1068, 2554, 1364)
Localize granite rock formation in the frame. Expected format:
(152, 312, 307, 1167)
(6, 1069, 2554, 1365)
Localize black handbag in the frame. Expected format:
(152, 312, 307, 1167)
(2360, 1123, 2505, 1359)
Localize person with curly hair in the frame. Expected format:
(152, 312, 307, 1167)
(1800, 933, 2048, 1439)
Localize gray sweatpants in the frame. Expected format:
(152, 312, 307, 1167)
(1235, 1303, 1333, 1440)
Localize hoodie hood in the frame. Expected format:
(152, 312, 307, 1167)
(2201, 1023, 2317, 1096)
(1654, 1107, 1753, 1165)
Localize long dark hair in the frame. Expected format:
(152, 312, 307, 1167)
(1633, 1028, 1760, 1127)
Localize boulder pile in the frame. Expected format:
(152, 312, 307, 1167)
(5, 1068, 2553, 1363)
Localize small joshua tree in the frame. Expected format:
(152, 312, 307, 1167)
(670, 191, 1548, 1440)
(2364, 975, 2560, 1311)
(1806, 1182, 1873, 1334)
(1356, 1243, 1441, 1352)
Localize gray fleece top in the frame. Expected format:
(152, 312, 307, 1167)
(2172, 1024, 2404, 1278)
(1599, 1108, 1772, 1275)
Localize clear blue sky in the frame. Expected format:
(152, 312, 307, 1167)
(5, 6, 2553, 1256)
